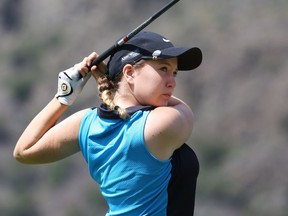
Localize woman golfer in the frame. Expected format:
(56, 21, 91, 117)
(14, 31, 202, 216)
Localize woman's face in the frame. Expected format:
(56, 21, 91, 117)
(131, 58, 178, 107)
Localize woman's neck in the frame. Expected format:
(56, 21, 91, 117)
(113, 91, 140, 108)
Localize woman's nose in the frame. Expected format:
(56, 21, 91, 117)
(166, 75, 176, 88)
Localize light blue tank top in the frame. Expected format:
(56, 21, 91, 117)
(78, 108, 171, 216)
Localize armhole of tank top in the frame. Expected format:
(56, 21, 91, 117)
(141, 111, 171, 164)
(78, 108, 96, 158)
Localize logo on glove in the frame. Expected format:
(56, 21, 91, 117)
(57, 79, 71, 96)
(61, 83, 69, 92)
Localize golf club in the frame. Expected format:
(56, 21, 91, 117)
(89, 0, 180, 69)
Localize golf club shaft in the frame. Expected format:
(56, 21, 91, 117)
(89, 0, 180, 69)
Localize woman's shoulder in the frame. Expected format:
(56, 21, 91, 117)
(149, 105, 194, 130)
(144, 106, 194, 160)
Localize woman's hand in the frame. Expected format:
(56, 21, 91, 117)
(74, 52, 98, 77)
(81, 52, 107, 81)
(55, 52, 107, 106)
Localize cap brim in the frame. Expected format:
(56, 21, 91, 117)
(160, 47, 202, 71)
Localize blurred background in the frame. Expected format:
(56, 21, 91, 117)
(0, 0, 288, 215)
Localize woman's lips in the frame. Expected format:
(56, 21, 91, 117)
(162, 93, 172, 98)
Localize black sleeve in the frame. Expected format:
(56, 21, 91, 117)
(167, 144, 200, 216)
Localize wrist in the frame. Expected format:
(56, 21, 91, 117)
(55, 95, 73, 106)
(52, 97, 70, 109)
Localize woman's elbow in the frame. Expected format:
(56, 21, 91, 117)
(13, 144, 31, 164)
(13, 147, 25, 163)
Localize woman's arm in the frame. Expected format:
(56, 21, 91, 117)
(13, 98, 87, 164)
(13, 52, 103, 164)
(144, 95, 194, 160)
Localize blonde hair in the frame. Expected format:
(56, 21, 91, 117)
(95, 70, 129, 119)
(95, 60, 146, 119)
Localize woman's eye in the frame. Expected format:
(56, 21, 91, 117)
(160, 67, 168, 72)
(159, 67, 178, 77)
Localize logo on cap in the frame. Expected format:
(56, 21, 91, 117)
(152, 50, 162, 59)
(121, 51, 140, 63)
(163, 38, 170, 43)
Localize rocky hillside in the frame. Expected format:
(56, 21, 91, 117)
(1, 0, 288, 215)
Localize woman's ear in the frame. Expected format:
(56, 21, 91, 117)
(122, 64, 135, 83)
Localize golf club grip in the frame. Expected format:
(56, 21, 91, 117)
(89, 0, 180, 69)
(89, 44, 118, 69)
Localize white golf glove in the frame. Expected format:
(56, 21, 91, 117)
(55, 67, 91, 106)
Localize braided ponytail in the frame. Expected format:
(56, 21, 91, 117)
(95, 71, 129, 119)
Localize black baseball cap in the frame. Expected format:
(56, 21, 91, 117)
(107, 31, 202, 80)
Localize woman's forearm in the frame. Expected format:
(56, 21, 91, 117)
(168, 95, 194, 122)
(168, 95, 187, 107)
